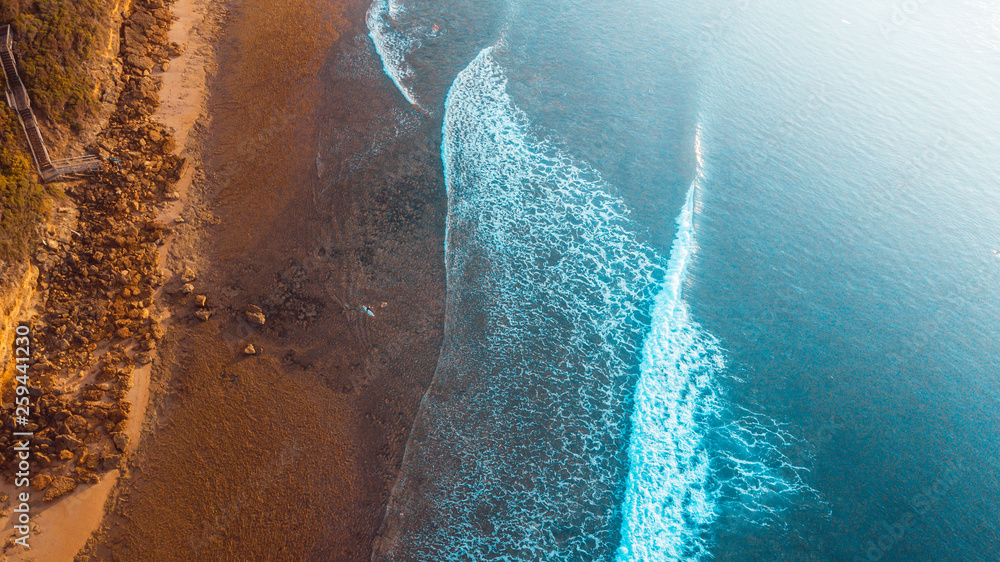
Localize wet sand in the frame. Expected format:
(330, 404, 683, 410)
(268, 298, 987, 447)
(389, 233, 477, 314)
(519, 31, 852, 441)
(80, 0, 448, 559)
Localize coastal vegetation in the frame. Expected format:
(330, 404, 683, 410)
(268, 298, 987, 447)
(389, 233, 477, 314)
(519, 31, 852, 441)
(1, 0, 108, 126)
(0, 0, 109, 281)
(0, 104, 49, 281)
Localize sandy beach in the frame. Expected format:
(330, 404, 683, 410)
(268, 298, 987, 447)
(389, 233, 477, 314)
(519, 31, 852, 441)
(0, 0, 447, 557)
(73, 0, 449, 559)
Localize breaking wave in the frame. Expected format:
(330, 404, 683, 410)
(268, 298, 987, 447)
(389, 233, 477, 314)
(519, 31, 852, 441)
(370, 37, 819, 562)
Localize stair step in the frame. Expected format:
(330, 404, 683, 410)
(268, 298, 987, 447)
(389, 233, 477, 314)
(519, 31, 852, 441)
(4, 34, 97, 181)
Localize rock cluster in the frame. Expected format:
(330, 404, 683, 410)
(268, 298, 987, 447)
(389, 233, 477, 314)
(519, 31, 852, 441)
(266, 261, 325, 326)
(0, 0, 183, 496)
(120, 0, 179, 81)
(1, 391, 129, 500)
(192, 291, 212, 320)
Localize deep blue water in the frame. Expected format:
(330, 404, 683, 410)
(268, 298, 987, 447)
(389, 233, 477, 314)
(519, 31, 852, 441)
(365, 0, 1000, 560)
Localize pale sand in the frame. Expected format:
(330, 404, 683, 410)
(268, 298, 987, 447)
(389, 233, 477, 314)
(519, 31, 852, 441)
(8, 472, 119, 562)
(0, 0, 215, 559)
(154, 0, 215, 221)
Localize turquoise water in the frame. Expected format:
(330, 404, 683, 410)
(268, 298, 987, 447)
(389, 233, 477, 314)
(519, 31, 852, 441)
(366, 0, 1000, 559)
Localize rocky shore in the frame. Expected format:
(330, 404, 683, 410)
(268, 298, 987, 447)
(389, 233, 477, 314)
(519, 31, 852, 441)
(0, 0, 186, 544)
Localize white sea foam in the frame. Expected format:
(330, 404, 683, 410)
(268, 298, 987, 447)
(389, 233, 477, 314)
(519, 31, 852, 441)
(367, 0, 425, 109)
(617, 127, 817, 562)
(616, 146, 720, 561)
(376, 45, 665, 560)
(374, 43, 817, 562)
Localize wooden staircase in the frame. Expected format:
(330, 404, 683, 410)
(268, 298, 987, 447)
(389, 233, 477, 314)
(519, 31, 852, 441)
(1, 24, 103, 182)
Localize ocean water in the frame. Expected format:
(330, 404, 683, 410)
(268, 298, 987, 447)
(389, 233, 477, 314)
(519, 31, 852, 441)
(364, 0, 1000, 560)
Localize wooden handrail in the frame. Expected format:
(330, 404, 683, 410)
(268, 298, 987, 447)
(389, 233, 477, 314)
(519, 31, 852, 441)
(1, 24, 103, 182)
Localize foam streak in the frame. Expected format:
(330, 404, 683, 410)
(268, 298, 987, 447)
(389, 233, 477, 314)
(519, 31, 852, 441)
(367, 0, 425, 109)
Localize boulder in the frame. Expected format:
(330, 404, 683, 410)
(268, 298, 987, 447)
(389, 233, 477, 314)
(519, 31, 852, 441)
(31, 474, 52, 491)
(42, 476, 77, 502)
(245, 305, 266, 326)
(34, 453, 51, 468)
(75, 468, 100, 484)
(151, 323, 166, 340)
(122, 24, 147, 51)
(112, 432, 130, 452)
(65, 415, 88, 432)
(129, 10, 157, 31)
(56, 434, 83, 450)
(126, 54, 155, 72)
(107, 403, 130, 423)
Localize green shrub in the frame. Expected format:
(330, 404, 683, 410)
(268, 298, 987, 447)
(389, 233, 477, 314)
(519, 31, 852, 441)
(0, 104, 48, 268)
(7, 0, 109, 126)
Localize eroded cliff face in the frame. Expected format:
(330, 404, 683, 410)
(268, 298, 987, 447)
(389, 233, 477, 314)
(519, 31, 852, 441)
(86, 0, 139, 129)
(0, 263, 37, 400)
(42, 0, 140, 152)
